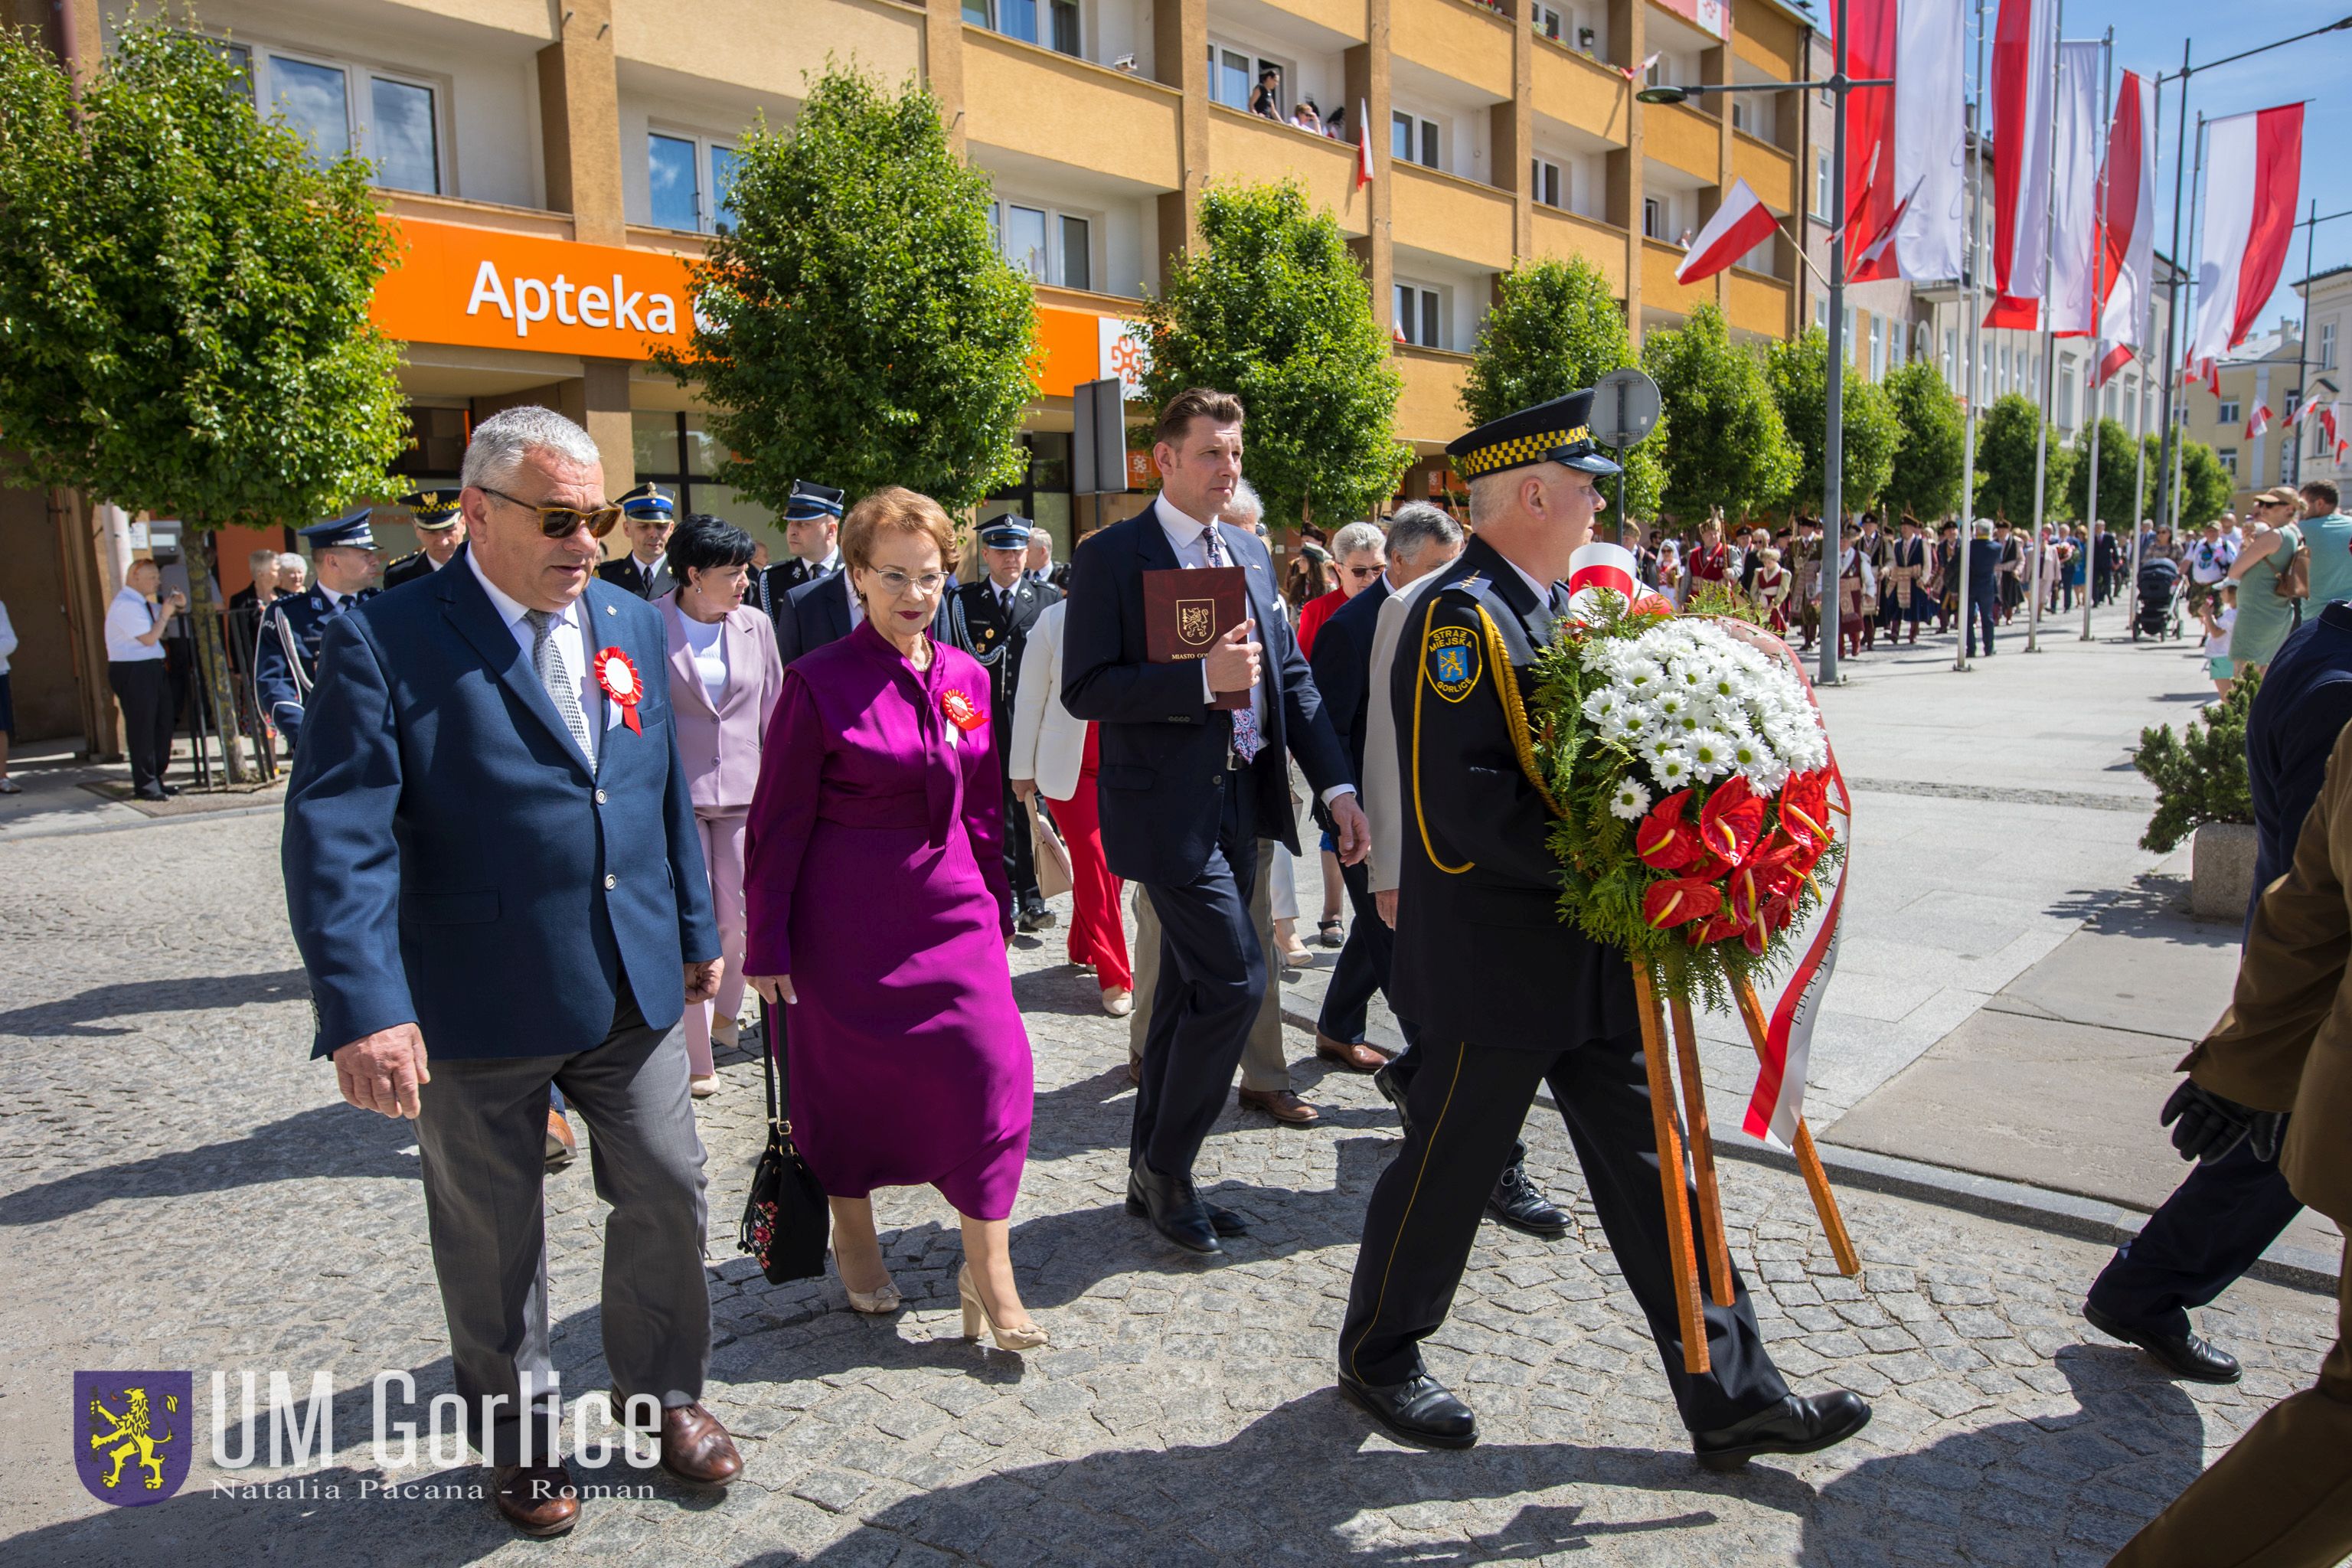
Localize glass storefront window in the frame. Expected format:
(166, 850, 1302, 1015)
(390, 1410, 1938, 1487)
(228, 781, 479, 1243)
(370, 77, 439, 194)
(683, 413, 729, 478)
(693, 485, 782, 561)
(273, 57, 351, 162)
(632, 410, 684, 478)
(649, 133, 701, 230)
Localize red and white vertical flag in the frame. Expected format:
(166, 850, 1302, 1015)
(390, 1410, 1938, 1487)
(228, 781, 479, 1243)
(1847, 0, 1967, 283)
(2098, 71, 2156, 348)
(2044, 41, 2109, 335)
(2188, 106, 2305, 365)
(1675, 178, 1783, 285)
(1355, 99, 1374, 190)
(1984, 0, 2056, 323)
(2246, 403, 2272, 440)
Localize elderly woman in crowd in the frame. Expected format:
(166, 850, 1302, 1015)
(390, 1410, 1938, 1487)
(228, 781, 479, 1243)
(743, 487, 1044, 1351)
(663, 513, 786, 1096)
(1295, 518, 1387, 948)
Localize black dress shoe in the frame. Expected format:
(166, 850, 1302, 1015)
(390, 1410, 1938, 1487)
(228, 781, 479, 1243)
(1486, 1161, 1570, 1238)
(1205, 1203, 1248, 1237)
(2082, 1301, 2243, 1383)
(1374, 1062, 1414, 1138)
(1337, 1370, 1478, 1449)
(1693, 1391, 1872, 1472)
(1125, 1161, 1220, 1253)
(1018, 900, 1057, 933)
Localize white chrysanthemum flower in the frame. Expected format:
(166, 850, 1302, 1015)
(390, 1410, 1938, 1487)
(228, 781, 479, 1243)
(1618, 658, 1664, 695)
(1609, 778, 1653, 820)
(1649, 749, 1694, 789)
(1652, 689, 1689, 722)
(1582, 687, 1623, 725)
(1685, 730, 1735, 779)
(1724, 728, 1767, 775)
(1617, 701, 1659, 739)
(1640, 730, 1684, 766)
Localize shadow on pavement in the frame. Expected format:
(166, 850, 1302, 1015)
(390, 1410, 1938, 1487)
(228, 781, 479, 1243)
(0, 1103, 419, 1225)
(0, 969, 310, 1037)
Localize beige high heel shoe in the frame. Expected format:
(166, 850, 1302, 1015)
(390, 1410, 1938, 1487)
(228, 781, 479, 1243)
(840, 1263, 901, 1315)
(958, 1264, 1048, 1351)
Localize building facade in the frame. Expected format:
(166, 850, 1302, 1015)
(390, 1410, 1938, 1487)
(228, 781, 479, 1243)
(2, 0, 1808, 745)
(2292, 264, 2350, 499)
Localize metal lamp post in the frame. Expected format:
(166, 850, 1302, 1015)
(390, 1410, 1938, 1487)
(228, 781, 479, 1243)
(1641, 0, 1888, 685)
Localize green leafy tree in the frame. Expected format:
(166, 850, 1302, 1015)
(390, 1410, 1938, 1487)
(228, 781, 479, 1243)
(2176, 439, 2234, 528)
(1878, 361, 1966, 521)
(2060, 417, 2140, 528)
(0, 20, 405, 782)
(1637, 305, 1795, 522)
(1764, 329, 1900, 515)
(656, 66, 1035, 514)
(2134, 668, 2259, 851)
(1972, 393, 2073, 524)
(1463, 256, 1662, 519)
(1139, 180, 1409, 531)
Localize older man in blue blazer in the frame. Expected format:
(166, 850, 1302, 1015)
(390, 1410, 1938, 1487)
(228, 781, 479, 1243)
(1061, 386, 1369, 1255)
(283, 406, 740, 1539)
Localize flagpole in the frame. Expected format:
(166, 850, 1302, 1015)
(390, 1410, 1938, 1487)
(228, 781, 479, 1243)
(2171, 113, 2205, 536)
(2128, 71, 2161, 632)
(1820, 0, 1851, 688)
(2026, 1, 2065, 655)
(2153, 40, 2192, 537)
(2293, 198, 2318, 485)
(1955, 0, 1987, 673)
(2082, 32, 2112, 643)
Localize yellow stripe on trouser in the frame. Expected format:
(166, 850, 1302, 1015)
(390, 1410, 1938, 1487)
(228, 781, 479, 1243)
(1346, 1041, 1468, 1383)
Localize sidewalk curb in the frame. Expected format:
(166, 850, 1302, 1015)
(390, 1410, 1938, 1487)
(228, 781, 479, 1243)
(0, 800, 283, 842)
(1279, 999, 2338, 1298)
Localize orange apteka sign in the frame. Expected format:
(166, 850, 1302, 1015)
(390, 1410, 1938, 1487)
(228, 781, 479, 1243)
(371, 215, 698, 358)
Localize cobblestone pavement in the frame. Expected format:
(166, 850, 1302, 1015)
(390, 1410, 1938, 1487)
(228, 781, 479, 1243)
(0, 815, 2336, 1567)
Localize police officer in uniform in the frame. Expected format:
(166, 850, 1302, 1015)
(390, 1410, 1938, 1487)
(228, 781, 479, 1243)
(596, 484, 677, 598)
(1334, 389, 1872, 1466)
(761, 480, 847, 609)
(253, 508, 383, 753)
(950, 518, 1063, 931)
(381, 490, 466, 590)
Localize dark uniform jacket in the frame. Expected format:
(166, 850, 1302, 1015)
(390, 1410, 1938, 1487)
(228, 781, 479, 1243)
(254, 584, 378, 750)
(382, 550, 443, 590)
(596, 552, 673, 599)
(763, 551, 835, 613)
(949, 575, 1060, 760)
(1387, 535, 1635, 1052)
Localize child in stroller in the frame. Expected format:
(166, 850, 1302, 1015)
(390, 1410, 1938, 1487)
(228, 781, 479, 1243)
(2135, 554, 2182, 641)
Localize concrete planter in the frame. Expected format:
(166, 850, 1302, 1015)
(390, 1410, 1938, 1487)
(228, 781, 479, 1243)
(2190, 822, 2259, 921)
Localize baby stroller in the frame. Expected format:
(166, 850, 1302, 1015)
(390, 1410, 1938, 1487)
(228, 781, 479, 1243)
(2133, 557, 2181, 642)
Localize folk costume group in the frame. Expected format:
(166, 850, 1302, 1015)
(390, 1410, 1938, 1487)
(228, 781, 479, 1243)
(276, 385, 2338, 1565)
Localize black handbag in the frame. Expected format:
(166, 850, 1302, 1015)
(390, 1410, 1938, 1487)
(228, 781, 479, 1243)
(737, 999, 830, 1283)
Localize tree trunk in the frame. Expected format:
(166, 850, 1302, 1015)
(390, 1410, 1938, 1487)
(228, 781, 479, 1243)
(184, 534, 254, 786)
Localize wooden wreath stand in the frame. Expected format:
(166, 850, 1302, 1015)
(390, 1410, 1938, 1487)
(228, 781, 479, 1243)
(1630, 967, 1860, 1376)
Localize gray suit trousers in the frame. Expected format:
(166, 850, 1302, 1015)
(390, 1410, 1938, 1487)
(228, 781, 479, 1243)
(413, 993, 710, 1465)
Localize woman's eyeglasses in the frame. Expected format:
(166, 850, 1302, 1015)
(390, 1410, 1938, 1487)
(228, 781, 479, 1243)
(479, 485, 625, 539)
(867, 567, 950, 597)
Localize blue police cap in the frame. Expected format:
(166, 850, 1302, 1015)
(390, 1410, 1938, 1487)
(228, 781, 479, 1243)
(299, 505, 377, 550)
(782, 480, 846, 523)
(618, 482, 676, 521)
(977, 518, 1033, 550)
(398, 489, 462, 528)
(1446, 388, 1622, 482)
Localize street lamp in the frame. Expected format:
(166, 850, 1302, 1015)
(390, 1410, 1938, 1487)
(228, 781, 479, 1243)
(1640, 0, 1888, 686)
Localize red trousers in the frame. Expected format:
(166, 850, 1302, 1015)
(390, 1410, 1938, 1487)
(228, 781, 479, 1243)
(1050, 727, 1131, 991)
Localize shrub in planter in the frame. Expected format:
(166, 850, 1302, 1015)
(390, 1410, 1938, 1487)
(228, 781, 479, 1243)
(2134, 668, 2259, 854)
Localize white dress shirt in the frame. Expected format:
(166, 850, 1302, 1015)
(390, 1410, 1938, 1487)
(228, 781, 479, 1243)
(1154, 497, 1354, 806)
(467, 550, 610, 764)
(104, 586, 166, 663)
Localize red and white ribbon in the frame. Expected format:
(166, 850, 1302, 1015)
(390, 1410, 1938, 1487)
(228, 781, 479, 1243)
(595, 647, 644, 735)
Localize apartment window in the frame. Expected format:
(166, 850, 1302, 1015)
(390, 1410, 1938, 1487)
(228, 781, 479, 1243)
(1210, 45, 1284, 113)
(2323, 322, 2338, 370)
(1532, 4, 1564, 41)
(2217, 448, 2238, 479)
(648, 132, 737, 233)
(989, 201, 1092, 290)
(1814, 296, 1828, 333)
(1531, 158, 1563, 209)
(1812, 150, 1830, 220)
(1944, 327, 1958, 388)
(2282, 443, 2295, 483)
(1731, 97, 1751, 133)
(1842, 305, 1856, 361)
(1395, 283, 1443, 349)
(1642, 196, 1664, 240)
(1869, 318, 1886, 380)
(247, 48, 443, 194)
(2218, 399, 2240, 427)
(971, 0, 1079, 54)
(1392, 112, 1439, 170)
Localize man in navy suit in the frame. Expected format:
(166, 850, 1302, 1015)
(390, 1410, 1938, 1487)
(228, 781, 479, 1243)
(1061, 386, 1370, 1254)
(283, 406, 743, 1538)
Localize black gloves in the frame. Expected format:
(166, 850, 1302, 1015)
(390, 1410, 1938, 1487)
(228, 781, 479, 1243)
(2160, 1080, 2285, 1165)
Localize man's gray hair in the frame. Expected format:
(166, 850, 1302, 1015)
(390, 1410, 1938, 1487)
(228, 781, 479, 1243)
(1331, 520, 1387, 559)
(460, 404, 603, 492)
(1385, 502, 1462, 564)
(277, 551, 306, 571)
(1221, 477, 1264, 526)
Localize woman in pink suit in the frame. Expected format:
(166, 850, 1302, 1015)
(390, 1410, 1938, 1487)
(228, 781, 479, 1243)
(662, 514, 786, 1096)
(743, 488, 1044, 1351)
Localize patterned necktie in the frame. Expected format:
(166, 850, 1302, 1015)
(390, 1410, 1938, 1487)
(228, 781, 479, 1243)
(1198, 524, 1263, 763)
(524, 609, 595, 764)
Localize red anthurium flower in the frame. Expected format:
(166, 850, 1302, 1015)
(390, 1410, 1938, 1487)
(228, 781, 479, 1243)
(1777, 770, 1833, 850)
(1697, 776, 1766, 867)
(1635, 789, 1703, 871)
(1642, 875, 1723, 929)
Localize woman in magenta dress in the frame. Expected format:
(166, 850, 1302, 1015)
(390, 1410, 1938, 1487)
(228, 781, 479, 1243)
(743, 486, 1045, 1351)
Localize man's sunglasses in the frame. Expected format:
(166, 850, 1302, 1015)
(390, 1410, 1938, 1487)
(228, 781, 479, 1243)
(478, 485, 624, 539)
(1339, 564, 1383, 580)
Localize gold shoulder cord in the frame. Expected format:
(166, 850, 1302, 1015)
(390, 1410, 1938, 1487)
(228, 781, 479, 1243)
(1412, 596, 1475, 874)
(1475, 605, 1563, 819)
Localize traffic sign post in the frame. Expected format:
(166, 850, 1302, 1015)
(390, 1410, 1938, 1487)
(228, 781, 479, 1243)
(1591, 368, 1661, 547)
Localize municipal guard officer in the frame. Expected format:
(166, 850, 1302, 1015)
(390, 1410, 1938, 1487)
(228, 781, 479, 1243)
(381, 490, 466, 589)
(596, 483, 676, 598)
(950, 517, 1062, 931)
(1334, 389, 1871, 1467)
(253, 507, 382, 752)
(761, 479, 847, 606)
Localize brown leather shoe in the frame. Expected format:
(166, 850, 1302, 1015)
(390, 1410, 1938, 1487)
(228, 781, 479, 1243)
(1315, 1033, 1389, 1073)
(1238, 1086, 1321, 1125)
(654, 1402, 742, 1487)
(492, 1462, 579, 1537)
(544, 1109, 577, 1169)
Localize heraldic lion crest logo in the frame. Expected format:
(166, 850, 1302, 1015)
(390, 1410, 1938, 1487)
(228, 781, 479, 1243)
(74, 1370, 193, 1505)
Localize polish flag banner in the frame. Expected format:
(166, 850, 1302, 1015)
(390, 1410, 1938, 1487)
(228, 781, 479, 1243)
(2043, 41, 2109, 335)
(2092, 341, 2135, 387)
(1850, 0, 1965, 283)
(1675, 178, 1782, 286)
(1355, 100, 1375, 190)
(2188, 106, 2305, 366)
(1841, 0, 1899, 282)
(1619, 51, 1662, 84)
(1984, 0, 2056, 319)
(2097, 70, 2157, 351)
(2246, 403, 2272, 440)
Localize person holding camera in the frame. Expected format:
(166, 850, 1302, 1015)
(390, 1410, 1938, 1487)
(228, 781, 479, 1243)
(104, 557, 186, 801)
